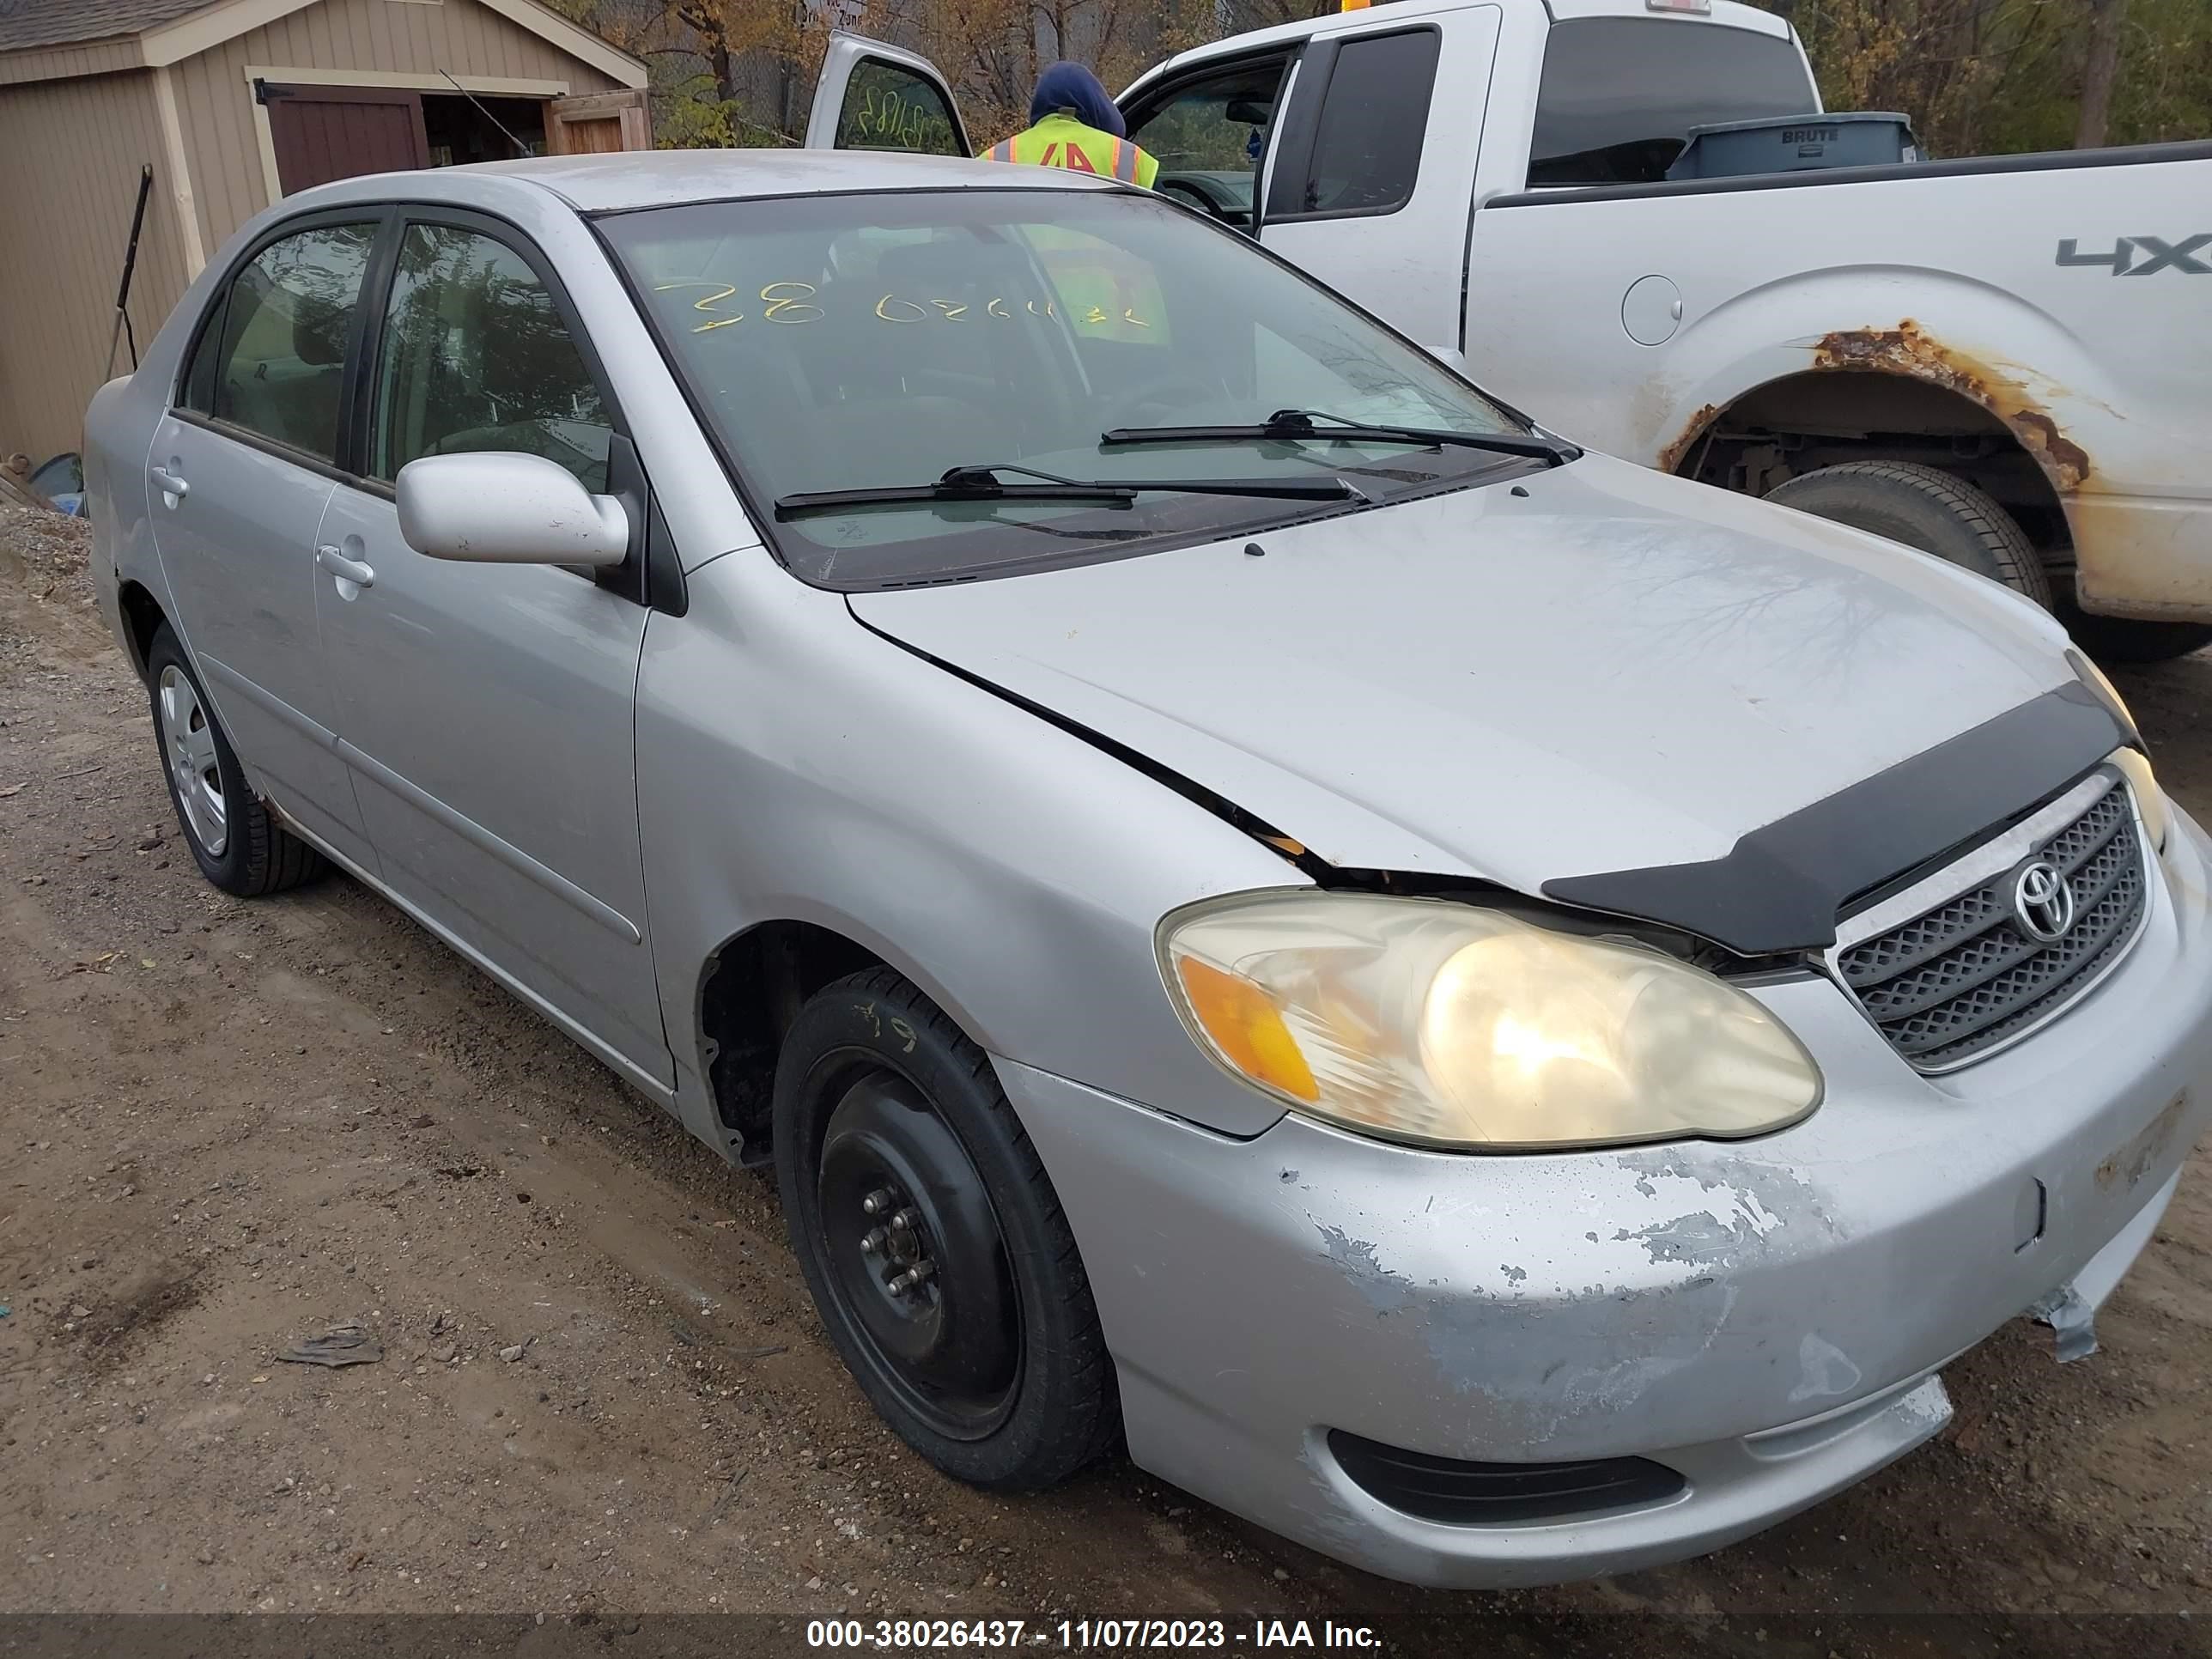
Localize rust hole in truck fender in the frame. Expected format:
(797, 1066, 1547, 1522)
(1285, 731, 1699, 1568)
(1656, 403, 1721, 476)
(1807, 319, 2093, 491)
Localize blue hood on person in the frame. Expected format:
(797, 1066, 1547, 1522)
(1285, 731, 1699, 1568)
(1030, 62, 1125, 136)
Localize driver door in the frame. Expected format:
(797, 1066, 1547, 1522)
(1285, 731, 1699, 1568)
(805, 33, 970, 155)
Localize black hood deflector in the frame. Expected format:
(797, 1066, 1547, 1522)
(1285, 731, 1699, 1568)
(1544, 684, 2132, 956)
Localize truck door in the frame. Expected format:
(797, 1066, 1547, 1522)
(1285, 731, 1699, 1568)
(1258, 6, 1502, 358)
(805, 33, 970, 156)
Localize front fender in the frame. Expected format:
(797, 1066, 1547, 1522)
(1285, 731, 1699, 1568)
(635, 551, 1304, 1159)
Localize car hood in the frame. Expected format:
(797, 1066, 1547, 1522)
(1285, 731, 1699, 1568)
(846, 453, 2073, 897)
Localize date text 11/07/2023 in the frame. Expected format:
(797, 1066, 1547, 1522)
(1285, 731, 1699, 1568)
(805, 1619, 1382, 1650)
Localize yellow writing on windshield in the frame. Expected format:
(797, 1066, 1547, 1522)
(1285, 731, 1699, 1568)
(653, 280, 744, 331)
(665, 283, 1147, 333)
(760, 282, 825, 324)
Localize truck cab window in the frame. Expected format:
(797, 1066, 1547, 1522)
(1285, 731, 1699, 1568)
(1279, 29, 1439, 220)
(1273, 29, 1442, 222)
(1125, 58, 1290, 230)
(1528, 18, 1819, 186)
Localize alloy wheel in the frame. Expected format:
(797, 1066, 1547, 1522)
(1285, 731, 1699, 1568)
(156, 665, 228, 858)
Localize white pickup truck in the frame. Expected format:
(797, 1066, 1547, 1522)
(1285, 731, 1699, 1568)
(806, 1, 2212, 660)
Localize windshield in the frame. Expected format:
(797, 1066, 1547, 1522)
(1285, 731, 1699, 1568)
(599, 189, 1536, 588)
(1529, 19, 1818, 185)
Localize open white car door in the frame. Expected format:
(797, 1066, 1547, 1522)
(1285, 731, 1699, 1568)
(805, 33, 971, 156)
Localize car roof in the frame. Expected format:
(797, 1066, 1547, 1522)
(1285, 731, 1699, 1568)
(287, 149, 1120, 218)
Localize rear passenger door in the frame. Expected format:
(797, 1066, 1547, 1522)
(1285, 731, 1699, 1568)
(146, 212, 383, 869)
(1259, 8, 1502, 356)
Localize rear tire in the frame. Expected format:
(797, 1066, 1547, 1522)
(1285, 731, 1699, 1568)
(143, 625, 326, 897)
(773, 968, 1120, 1490)
(1765, 460, 2053, 607)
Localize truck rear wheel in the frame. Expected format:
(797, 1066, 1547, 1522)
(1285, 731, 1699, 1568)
(1764, 461, 2052, 608)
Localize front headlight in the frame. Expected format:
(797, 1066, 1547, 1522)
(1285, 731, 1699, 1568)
(1159, 892, 1822, 1152)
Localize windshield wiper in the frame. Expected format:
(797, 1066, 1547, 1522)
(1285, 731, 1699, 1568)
(1102, 407, 1578, 464)
(774, 461, 1357, 520)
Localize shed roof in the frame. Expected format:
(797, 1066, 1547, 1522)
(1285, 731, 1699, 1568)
(0, 0, 647, 85)
(0, 0, 209, 53)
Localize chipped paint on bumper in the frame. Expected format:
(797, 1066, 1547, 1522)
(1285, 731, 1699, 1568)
(997, 813, 2212, 1588)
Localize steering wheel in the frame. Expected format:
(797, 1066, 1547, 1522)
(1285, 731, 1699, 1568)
(1101, 377, 1231, 430)
(1160, 178, 1255, 229)
(1158, 180, 1225, 220)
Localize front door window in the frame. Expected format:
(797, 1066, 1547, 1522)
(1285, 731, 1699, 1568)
(370, 223, 613, 492)
(1125, 58, 1289, 230)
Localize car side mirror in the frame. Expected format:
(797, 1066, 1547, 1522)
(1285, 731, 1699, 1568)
(395, 452, 629, 568)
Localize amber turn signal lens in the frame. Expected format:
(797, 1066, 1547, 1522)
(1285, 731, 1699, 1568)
(1175, 956, 1319, 1102)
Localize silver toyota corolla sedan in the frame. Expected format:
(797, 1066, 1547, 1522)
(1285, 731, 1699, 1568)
(83, 151, 2212, 1588)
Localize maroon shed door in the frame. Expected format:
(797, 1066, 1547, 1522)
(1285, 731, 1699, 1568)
(262, 83, 433, 195)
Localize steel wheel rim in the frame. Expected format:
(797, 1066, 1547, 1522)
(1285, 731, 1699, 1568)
(811, 1060, 1022, 1441)
(156, 665, 227, 858)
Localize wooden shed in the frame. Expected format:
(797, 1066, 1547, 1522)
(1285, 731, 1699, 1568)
(0, 0, 649, 461)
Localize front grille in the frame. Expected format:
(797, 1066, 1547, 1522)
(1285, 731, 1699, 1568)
(1327, 1430, 1686, 1526)
(1837, 781, 2148, 1071)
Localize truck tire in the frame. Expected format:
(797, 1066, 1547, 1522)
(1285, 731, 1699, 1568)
(2052, 610, 2212, 665)
(1764, 461, 2052, 608)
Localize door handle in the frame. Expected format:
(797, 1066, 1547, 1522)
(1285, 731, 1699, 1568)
(149, 466, 189, 500)
(316, 544, 374, 588)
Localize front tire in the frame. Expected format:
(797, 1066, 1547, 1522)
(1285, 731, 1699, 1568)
(773, 968, 1120, 1489)
(143, 625, 325, 897)
(1765, 460, 2053, 607)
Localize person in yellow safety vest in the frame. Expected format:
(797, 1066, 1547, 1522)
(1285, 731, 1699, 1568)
(979, 62, 1159, 189)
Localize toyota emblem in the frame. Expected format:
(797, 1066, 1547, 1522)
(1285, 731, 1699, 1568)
(2013, 860, 2077, 944)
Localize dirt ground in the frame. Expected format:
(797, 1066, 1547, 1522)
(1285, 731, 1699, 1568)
(3, 500, 2211, 1658)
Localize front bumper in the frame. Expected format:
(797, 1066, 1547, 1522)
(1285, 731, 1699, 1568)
(1000, 812, 2212, 1588)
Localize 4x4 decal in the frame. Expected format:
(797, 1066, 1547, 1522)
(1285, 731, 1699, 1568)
(2057, 235, 2211, 275)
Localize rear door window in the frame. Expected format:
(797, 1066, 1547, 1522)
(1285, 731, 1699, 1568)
(187, 221, 379, 463)
(1528, 18, 1818, 185)
(1279, 29, 1438, 219)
